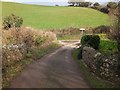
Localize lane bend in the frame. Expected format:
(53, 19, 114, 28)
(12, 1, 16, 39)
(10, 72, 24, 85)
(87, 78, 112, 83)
(10, 45, 90, 88)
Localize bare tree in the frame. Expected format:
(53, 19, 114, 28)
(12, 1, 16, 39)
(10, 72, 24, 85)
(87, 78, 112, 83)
(107, 2, 118, 9)
(110, 1, 120, 52)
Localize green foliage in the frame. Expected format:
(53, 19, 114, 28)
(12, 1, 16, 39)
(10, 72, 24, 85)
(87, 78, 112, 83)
(81, 35, 90, 45)
(35, 36, 43, 46)
(3, 14, 23, 30)
(99, 40, 118, 54)
(81, 35, 100, 50)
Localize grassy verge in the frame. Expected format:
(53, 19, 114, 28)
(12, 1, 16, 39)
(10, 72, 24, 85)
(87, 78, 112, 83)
(72, 49, 117, 88)
(3, 42, 61, 88)
(31, 42, 61, 60)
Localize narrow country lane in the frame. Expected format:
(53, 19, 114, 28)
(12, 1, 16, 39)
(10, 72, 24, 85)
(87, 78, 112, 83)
(10, 43, 90, 88)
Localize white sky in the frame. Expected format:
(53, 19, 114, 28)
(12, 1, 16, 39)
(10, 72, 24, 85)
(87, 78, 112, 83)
(1, 0, 119, 6)
(1, 0, 118, 2)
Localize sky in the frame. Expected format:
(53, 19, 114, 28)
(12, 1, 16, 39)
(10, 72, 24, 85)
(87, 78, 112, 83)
(1, 0, 119, 6)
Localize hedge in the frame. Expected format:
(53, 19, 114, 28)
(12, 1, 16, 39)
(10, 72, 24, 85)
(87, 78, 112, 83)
(81, 35, 100, 50)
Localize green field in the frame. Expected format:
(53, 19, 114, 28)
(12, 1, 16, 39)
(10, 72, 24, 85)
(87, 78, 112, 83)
(2, 2, 110, 29)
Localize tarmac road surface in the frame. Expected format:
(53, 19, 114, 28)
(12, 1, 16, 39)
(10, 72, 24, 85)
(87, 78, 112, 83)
(10, 43, 90, 88)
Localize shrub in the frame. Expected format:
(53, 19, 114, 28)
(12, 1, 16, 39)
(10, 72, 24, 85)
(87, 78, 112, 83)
(93, 25, 110, 34)
(35, 36, 43, 46)
(99, 40, 118, 54)
(3, 14, 23, 30)
(81, 35, 100, 50)
(2, 27, 56, 71)
(81, 35, 90, 45)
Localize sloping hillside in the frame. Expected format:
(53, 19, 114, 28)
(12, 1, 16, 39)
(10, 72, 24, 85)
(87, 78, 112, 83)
(2, 2, 110, 29)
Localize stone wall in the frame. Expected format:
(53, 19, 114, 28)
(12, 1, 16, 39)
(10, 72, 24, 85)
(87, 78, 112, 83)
(2, 44, 27, 70)
(82, 46, 120, 84)
(82, 46, 97, 72)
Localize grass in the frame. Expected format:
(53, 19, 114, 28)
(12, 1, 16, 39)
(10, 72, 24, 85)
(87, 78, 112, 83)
(72, 49, 116, 88)
(2, 42, 61, 88)
(57, 35, 80, 40)
(99, 40, 118, 54)
(2, 2, 109, 29)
